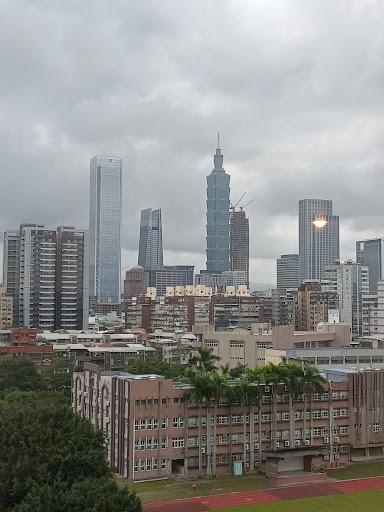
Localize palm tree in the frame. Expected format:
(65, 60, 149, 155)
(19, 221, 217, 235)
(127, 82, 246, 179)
(185, 369, 210, 475)
(229, 364, 247, 380)
(279, 362, 304, 448)
(263, 363, 285, 451)
(232, 378, 251, 472)
(190, 347, 220, 372)
(210, 372, 229, 476)
(302, 365, 326, 446)
(246, 367, 265, 471)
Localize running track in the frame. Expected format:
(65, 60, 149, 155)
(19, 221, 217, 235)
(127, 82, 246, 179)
(144, 475, 384, 512)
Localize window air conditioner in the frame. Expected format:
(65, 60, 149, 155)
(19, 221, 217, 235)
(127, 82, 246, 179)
(284, 440, 290, 447)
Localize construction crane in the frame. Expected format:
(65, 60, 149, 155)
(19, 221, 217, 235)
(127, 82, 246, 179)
(241, 198, 255, 209)
(230, 192, 247, 210)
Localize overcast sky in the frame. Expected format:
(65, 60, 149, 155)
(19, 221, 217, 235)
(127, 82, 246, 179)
(1, 0, 384, 287)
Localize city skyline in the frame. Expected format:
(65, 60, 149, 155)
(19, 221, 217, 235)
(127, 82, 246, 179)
(0, 2, 383, 286)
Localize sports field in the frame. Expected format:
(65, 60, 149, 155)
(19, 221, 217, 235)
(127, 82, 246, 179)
(214, 489, 384, 511)
(144, 475, 384, 512)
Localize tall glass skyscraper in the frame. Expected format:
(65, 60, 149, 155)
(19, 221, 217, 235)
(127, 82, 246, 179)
(89, 156, 122, 303)
(138, 208, 163, 270)
(299, 199, 339, 283)
(206, 136, 231, 274)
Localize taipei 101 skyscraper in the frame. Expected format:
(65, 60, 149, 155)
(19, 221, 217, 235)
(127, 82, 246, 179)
(206, 135, 231, 274)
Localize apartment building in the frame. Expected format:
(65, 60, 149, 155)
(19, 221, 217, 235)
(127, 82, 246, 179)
(3, 224, 89, 329)
(74, 364, 384, 481)
(0, 287, 13, 328)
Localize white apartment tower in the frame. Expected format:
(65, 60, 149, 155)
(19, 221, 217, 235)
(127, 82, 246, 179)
(322, 261, 369, 336)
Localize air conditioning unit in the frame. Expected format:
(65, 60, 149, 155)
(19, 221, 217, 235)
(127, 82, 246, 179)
(201, 447, 206, 454)
(275, 442, 280, 449)
(305, 440, 310, 446)
(254, 443, 259, 449)
(295, 440, 301, 447)
(324, 455, 330, 461)
(284, 440, 290, 447)
(323, 437, 329, 444)
(284, 386, 289, 392)
(264, 386, 270, 393)
(334, 436, 339, 443)
(245, 444, 249, 450)
(334, 453, 340, 460)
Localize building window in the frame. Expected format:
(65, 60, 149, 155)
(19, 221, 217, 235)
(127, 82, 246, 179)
(172, 437, 184, 448)
(173, 417, 184, 428)
(373, 423, 381, 433)
(161, 418, 168, 429)
(188, 417, 198, 427)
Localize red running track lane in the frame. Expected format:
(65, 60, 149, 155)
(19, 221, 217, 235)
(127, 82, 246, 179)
(144, 475, 384, 512)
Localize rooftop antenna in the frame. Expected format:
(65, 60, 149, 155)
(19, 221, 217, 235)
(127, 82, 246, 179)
(217, 132, 220, 150)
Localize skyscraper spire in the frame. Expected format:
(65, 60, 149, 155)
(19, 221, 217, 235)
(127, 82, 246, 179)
(214, 132, 223, 171)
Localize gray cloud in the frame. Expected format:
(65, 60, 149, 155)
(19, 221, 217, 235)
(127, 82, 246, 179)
(1, 0, 384, 286)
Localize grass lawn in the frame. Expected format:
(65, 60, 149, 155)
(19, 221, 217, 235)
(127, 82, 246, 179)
(215, 489, 384, 512)
(126, 474, 268, 504)
(326, 460, 384, 480)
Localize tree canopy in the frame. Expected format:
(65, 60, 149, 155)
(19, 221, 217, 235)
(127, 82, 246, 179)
(0, 358, 141, 512)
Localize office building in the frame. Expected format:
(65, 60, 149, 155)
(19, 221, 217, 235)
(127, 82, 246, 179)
(89, 155, 122, 303)
(276, 254, 300, 294)
(229, 208, 249, 286)
(206, 135, 230, 274)
(124, 265, 149, 299)
(138, 208, 163, 270)
(3, 224, 89, 330)
(322, 261, 369, 336)
(356, 238, 384, 293)
(0, 287, 13, 329)
(299, 199, 339, 282)
(75, 364, 384, 480)
(146, 266, 194, 297)
(195, 270, 247, 291)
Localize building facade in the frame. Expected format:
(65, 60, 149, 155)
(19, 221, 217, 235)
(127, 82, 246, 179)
(124, 266, 149, 299)
(2, 230, 20, 326)
(299, 199, 339, 283)
(3, 224, 89, 329)
(0, 287, 13, 329)
(195, 270, 247, 290)
(74, 364, 384, 481)
(322, 261, 369, 337)
(206, 136, 230, 274)
(229, 208, 249, 287)
(89, 155, 122, 303)
(146, 266, 194, 297)
(55, 226, 89, 330)
(276, 254, 300, 294)
(356, 238, 384, 293)
(138, 208, 163, 270)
